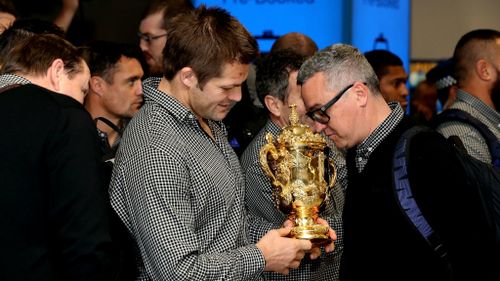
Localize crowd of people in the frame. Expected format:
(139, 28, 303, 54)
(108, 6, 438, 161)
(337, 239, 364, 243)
(1, 0, 499, 280)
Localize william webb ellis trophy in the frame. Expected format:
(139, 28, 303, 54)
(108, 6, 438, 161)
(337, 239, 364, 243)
(260, 105, 336, 245)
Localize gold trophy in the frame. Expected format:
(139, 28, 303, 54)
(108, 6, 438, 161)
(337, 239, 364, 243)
(260, 105, 336, 245)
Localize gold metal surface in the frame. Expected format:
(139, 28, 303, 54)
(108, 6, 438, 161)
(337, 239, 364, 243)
(260, 105, 337, 245)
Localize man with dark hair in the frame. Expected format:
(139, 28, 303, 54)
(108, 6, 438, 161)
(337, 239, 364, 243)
(82, 40, 144, 163)
(110, 6, 335, 280)
(0, 33, 113, 281)
(138, 0, 194, 76)
(241, 49, 344, 281)
(364, 49, 409, 110)
(436, 29, 500, 164)
(0, 33, 89, 103)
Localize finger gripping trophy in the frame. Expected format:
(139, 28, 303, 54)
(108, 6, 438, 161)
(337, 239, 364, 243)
(260, 105, 336, 245)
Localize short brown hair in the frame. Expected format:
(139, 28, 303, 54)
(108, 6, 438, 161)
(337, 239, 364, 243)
(1, 34, 83, 79)
(162, 5, 258, 88)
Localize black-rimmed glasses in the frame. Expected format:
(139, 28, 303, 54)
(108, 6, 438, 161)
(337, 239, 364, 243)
(306, 83, 363, 124)
(137, 32, 168, 43)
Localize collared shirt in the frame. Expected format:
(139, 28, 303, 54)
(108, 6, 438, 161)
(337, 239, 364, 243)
(241, 119, 347, 281)
(355, 102, 404, 172)
(436, 89, 500, 164)
(0, 73, 31, 89)
(109, 77, 265, 281)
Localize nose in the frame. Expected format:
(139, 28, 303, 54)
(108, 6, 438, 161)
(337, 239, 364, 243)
(312, 121, 327, 133)
(401, 84, 409, 97)
(136, 83, 143, 96)
(139, 40, 148, 52)
(228, 88, 242, 102)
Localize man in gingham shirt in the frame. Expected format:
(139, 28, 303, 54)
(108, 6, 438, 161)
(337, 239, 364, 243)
(109, 6, 334, 280)
(436, 29, 500, 164)
(241, 50, 345, 281)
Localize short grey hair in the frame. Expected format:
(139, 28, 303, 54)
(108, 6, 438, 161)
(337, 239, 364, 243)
(297, 43, 380, 95)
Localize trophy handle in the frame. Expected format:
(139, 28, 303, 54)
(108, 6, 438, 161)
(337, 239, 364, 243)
(328, 160, 337, 189)
(259, 133, 286, 191)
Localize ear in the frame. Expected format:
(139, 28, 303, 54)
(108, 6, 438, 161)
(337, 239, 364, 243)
(476, 59, 493, 81)
(353, 82, 369, 107)
(264, 95, 283, 117)
(89, 76, 105, 97)
(179, 67, 197, 88)
(46, 58, 65, 92)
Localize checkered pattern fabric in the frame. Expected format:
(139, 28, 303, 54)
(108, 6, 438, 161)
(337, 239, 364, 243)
(0, 73, 31, 88)
(436, 89, 500, 164)
(109, 77, 265, 280)
(241, 120, 347, 281)
(355, 102, 404, 172)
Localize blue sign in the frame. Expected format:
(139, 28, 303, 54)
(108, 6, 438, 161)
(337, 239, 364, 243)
(351, 0, 410, 71)
(194, 0, 344, 52)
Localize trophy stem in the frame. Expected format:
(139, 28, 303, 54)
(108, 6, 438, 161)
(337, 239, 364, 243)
(290, 207, 331, 246)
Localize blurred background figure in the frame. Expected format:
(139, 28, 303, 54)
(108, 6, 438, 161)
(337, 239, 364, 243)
(409, 80, 438, 123)
(138, 0, 194, 77)
(365, 49, 409, 111)
(271, 31, 319, 57)
(426, 58, 457, 111)
(0, 0, 16, 33)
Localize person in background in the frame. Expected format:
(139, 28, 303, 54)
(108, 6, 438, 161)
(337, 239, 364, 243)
(426, 58, 458, 111)
(226, 31, 319, 156)
(53, 0, 79, 32)
(410, 79, 438, 123)
(0, 33, 113, 281)
(364, 49, 409, 111)
(271, 31, 318, 57)
(109, 6, 335, 280)
(435, 29, 500, 164)
(0, 0, 16, 33)
(82, 40, 144, 163)
(138, 0, 194, 77)
(241, 49, 344, 281)
(298, 43, 496, 281)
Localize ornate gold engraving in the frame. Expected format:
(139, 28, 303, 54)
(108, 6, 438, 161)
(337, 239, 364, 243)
(260, 105, 337, 245)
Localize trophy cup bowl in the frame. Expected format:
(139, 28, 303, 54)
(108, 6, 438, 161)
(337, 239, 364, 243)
(259, 105, 336, 245)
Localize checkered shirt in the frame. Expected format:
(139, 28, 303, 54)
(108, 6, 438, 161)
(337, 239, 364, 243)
(241, 120, 347, 281)
(109, 77, 265, 280)
(0, 73, 31, 88)
(355, 102, 404, 172)
(436, 89, 500, 164)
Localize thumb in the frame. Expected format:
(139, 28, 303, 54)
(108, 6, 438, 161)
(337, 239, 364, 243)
(277, 225, 293, 237)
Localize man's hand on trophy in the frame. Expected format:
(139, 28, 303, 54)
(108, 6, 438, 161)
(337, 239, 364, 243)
(256, 226, 312, 275)
(309, 217, 337, 259)
(281, 218, 337, 259)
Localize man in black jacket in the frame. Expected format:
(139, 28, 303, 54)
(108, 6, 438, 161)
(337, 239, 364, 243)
(298, 44, 497, 281)
(0, 34, 113, 281)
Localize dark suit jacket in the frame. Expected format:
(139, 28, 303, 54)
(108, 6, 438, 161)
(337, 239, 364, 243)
(0, 84, 113, 281)
(341, 117, 497, 281)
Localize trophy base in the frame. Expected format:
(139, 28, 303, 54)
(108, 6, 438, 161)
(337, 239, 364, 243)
(291, 225, 331, 246)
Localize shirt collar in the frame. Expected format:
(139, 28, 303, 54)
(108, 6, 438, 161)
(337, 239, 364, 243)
(456, 89, 500, 124)
(355, 102, 404, 170)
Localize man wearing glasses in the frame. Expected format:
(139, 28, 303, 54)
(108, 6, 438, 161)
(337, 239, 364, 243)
(138, 0, 193, 77)
(298, 44, 496, 281)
